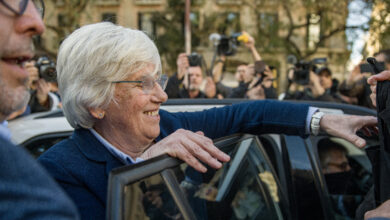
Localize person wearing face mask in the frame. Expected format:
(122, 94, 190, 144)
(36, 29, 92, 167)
(318, 138, 370, 219)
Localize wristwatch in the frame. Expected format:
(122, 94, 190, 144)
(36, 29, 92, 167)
(310, 111, 324, 136)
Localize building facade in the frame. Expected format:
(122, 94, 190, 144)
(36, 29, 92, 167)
(42, 0, 351, 93)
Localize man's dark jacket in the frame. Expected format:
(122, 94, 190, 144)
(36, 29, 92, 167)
(165, 73, 206, 98)
(0, 136, 79, 219)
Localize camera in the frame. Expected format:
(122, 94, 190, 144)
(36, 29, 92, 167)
(209, 32, 248, 56)
(35, 56, 57, 82)
(187, 52, 203, 67)
(293, 58, 327, 85)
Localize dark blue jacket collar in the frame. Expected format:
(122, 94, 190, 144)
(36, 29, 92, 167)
(71, 128, 124, 174)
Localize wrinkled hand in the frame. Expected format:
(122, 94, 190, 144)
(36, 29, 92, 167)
(177, 53, 189, 80)
(204, 77, 216, 98)
(367, 70, 390, 108)
(320, 114, 378, 148)
(140, 129, 230, 173)
(36, 79, 50, 105)
(364, 199, 390, 219)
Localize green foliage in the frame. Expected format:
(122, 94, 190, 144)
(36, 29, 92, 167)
(369, 0, 390, 50)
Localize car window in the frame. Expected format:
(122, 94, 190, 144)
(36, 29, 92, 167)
(22, 132, 72, 158)
(313, 136, 374, 220)
(107, 135, 285, 220)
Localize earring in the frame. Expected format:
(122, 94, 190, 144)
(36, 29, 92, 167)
(98, 113, 104, 119)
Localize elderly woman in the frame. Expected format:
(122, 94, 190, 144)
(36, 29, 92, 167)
(38, 22, 376, 219)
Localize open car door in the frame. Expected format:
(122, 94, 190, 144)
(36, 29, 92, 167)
(106, 134, 287, 220)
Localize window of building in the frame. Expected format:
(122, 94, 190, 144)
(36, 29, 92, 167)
(259, 13, 278, 36)
(190, 12, 199, 29)
(258, 12, 279, 47)
(217, 12, 241, 35)
(57, 13, 68, 26)
(102, 13, 117, 24)
(307, 13, 321, 50)
(138, 12, 156, 37)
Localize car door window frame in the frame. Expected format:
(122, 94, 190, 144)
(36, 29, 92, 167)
(106, 134, 285, 220)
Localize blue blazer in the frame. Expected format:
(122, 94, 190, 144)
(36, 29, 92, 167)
(38, 100, 309, 219)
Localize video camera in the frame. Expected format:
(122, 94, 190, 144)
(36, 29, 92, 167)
(292, 58, 327, 85)
(35, 56, 57, 82)
(209, 32, 249, 56)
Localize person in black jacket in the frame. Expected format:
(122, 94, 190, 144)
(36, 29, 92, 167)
(165, 53, 209, 98)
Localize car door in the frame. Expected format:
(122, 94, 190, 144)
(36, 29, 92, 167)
(281, 135, 335, 220)
(107, 134, 287, 220)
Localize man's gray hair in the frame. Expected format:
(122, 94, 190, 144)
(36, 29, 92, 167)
(57, 22, 161, 128)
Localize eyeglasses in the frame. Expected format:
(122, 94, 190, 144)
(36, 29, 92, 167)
(0, 0, 45, 18)
(111, 74, 168, 94)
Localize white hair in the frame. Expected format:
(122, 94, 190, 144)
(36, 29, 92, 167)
(57, 22, 161, 128)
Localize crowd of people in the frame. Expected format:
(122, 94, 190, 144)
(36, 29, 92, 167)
(6, 31, 389, 117)
(0, 0, 390, 220)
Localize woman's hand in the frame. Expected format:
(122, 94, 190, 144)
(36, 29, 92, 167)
(140, 129, 230, 173)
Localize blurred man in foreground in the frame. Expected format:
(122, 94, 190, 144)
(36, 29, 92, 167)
(0, 0, 78, 218)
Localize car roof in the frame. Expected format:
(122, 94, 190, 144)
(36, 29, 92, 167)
(8, 99, 376, 145)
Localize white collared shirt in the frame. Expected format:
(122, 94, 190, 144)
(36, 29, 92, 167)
(0, 121, 11, 141)
(89, 128, 144, 165)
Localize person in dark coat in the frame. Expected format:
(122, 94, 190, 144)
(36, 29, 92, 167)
(0, 0, 79, 219)
(38, 22, 377, 219)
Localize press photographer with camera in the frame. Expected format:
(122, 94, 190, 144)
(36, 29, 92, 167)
(210, 31, 277, 99)
(25, 56, 60, 113)
(284, 59, 343, 103)
(165, 52, 216, 99)
(339, 49, 390, 109)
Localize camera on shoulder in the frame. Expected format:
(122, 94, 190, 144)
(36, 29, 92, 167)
(292, 58, 327, 85)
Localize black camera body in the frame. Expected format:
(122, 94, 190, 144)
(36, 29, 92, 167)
(35, 56, 57, 82)
(293, 58, 327, 85)
(215, 32, 244, 56)
(187, 52, 203, 67)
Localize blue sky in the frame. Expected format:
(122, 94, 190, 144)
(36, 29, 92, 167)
(346, 0, 372, 67)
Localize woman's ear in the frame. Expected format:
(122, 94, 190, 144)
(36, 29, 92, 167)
(89, 108, 105, 119)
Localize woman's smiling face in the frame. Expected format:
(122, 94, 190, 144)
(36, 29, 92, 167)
(103, 64, 168, 147)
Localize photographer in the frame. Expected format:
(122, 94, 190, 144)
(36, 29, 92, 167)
(339, 50, 390, 109)
(212, 31, 277, 99)
(284, 60, 342, 102)
(245, 64, 277, 100)
(315, 67, 345, 103)
(165, 53, 215, 99)
(26, 57, 60, 113)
